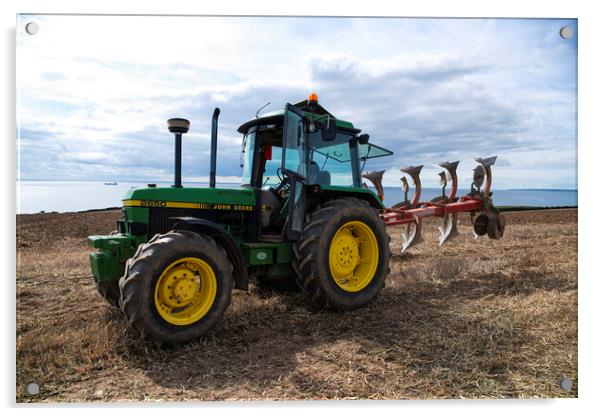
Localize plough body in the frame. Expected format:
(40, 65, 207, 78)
(363, 156, 505, 253)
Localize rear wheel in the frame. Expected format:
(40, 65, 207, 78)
(119, 231, 233, 344)
(293, 198, 391, 310)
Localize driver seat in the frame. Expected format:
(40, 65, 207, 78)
(317, 170, 331, 185)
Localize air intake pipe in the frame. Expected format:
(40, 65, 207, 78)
(167, 118, 190, 188)
(209, 108, 220, 188)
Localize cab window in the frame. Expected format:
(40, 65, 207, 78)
(307, 131, 356, 186)
(241, 130, 256, 186)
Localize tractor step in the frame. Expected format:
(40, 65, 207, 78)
(259, 234, 283, 243)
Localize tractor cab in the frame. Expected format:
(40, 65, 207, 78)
(237, 94, 393, 239)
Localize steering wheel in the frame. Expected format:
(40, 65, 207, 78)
(274, 168, 290, 193)
(275, 177, 290, 193)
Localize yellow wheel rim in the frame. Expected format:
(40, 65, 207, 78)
(328, 221, 379, 292)
(154, 257, 217, 326)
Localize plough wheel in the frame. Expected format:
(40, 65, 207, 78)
(293, 198, 391, 310)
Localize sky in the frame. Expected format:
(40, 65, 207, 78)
(16, 15, 577, 189)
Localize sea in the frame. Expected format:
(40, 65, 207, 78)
(16, 180, 578, 215)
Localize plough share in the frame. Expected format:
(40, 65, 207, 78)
(363, 156, 505, 253)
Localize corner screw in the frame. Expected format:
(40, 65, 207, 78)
(560, 378, 573, 391)
(25, 22, 39, 35)
(559, 26, 573, 39)
(26, 382, 39, 396)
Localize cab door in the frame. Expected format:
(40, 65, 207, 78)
(281, 103, 307, 239)
(282, 103, 307, 178)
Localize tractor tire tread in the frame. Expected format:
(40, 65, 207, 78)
(293, 197, 390, 311)
(118, 230, 233, 345)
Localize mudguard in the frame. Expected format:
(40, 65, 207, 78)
(171, 217, 249, 291)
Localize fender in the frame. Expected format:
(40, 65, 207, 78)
(170, 216, 249, 291)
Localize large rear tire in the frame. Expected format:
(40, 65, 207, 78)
(293, 198, 391, 310)
(119, 231, 233, 345)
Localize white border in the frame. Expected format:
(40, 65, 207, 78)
(3, 0, 600, 414)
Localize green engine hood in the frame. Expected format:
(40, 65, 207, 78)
(122, 186, 256, 210)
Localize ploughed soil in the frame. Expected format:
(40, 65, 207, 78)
(16, 209, 577, 402)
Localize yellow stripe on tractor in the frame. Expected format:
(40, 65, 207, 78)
(122, 199, 256, 211)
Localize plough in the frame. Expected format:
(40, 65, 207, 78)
(363, 156, 505, 253)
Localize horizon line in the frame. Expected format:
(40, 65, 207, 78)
(15, 179, 578, 192)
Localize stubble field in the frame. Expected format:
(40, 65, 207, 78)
(16, 208, 577, 402)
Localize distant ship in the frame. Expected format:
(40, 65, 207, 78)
(104, 182, 118, 186)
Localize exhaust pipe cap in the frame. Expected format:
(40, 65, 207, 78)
(167, 118, 190, 134)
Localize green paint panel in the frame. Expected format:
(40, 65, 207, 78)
(241, 242, 274, 266)
(239, 109, 356, 133)
(276, 243, 293, 263)
(320, 185, 385, 209)
(248, 248, 273, 265)
(124, 207, 149, 245)
(240, 242, 293, 265)
(87, 234, 136, 250)
(123, 186, 256, 205)
(89, 252, 120, 283)
(87, 234, 137, 282)
(125, 206, 149, 222)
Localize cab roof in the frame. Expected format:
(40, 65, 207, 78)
(236, 99, 357, 134)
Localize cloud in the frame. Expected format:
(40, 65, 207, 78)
(16, 16, 577, 189)
(60, 151, 115, 164)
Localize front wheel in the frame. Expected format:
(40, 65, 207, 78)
(94, 279, 120, 307)
(293, 198, 391, 310)
(119, 231, 233, 344)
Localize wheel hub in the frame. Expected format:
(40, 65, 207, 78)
(158, 265, 199, 308)
(173, 276, 198, 303)
(328, 221, 379, 292)
(331, 232, 360, 275)
(154, 257, 217, 326)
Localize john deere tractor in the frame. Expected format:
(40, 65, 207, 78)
(88, 93, 503, 344)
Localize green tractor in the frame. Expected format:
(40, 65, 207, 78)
(88, 93, 503, 344)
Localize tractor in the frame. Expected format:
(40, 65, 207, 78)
(88, 93, 504, 344)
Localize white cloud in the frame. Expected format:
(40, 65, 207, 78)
(16, 15, 577, 190)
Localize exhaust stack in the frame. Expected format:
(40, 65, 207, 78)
(167, 118, 190, 188)
(210, 108, 221, 188)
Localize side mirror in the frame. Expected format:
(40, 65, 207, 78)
(358, 134, 370, 144)
(322, 117, 337, 141)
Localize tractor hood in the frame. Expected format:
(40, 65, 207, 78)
(122, 186, 256, 211)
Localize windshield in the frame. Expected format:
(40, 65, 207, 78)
(307, 131, 356, 186)
(358, 143, 394, 160)
(241, 130, 256, 185)
(311, 142, 354, 186)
